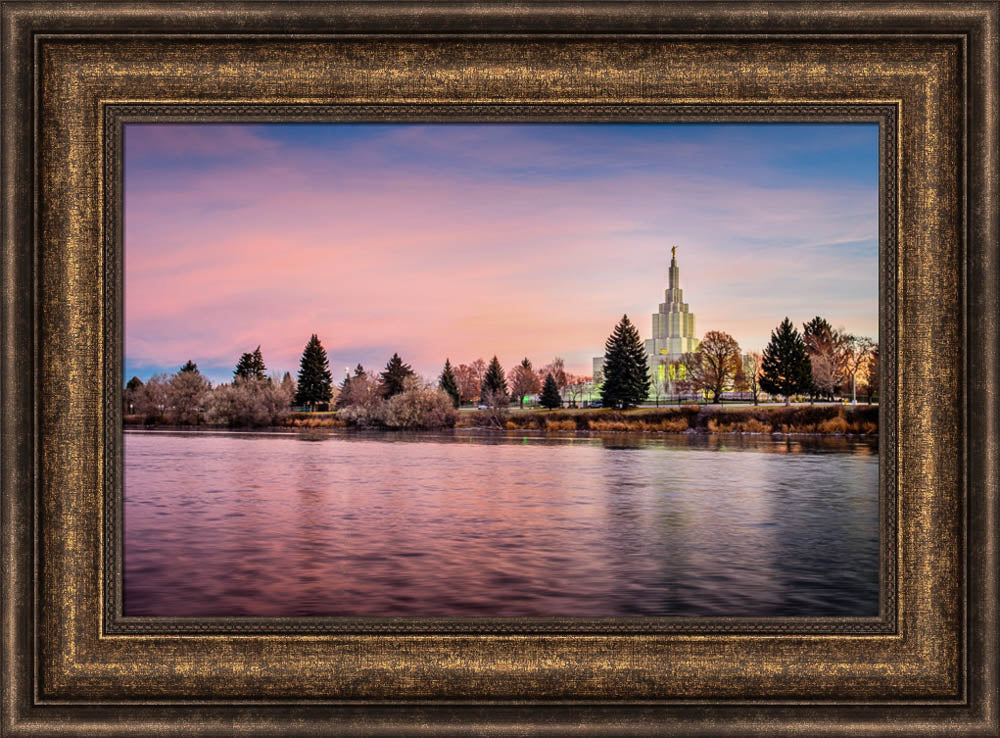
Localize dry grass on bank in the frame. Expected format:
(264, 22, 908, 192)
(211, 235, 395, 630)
(484, 404, 878, 435)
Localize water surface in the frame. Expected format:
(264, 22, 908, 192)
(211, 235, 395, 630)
(124, 429, 879, 617)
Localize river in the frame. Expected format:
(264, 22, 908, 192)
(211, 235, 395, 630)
(123, 429, 879, 618)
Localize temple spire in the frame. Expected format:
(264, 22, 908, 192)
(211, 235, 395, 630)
(669, 245, 680, 290)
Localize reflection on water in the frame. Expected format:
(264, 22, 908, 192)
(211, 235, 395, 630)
(123, 429, 879, 617)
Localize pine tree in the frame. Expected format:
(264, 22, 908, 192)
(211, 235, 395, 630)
(334, 374, 352, 409)
(438, 359, 461, 408)
(251, 346, 267, 379)
(294, 334, 333, 409)
(234, 345, 267, 381)
(759, 317, 813, 405)
(803, 315, 834, 343)
(281, 371, 296, 400)
(380, 353, 414, 398)
(179, 360, 199, 374)
(600, 314, 651, 408)
(539, 373, 562, 409)
(480, 355, 508, 399)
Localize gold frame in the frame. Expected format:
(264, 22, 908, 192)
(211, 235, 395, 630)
(2, 2, 996, 735)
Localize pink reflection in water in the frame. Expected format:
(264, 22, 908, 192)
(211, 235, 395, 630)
(123, 430, 878, 617)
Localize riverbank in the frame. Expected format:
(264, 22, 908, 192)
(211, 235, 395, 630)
(483, 404, 877, 435)
(126, 403, 878, 435)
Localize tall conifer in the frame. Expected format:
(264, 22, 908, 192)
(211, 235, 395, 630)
(234, 346, 267, 381)
(600, 314, 651, 408)
(438, 359, 461, 408)
(294, 334, 333, 408)
(480, 356, 508, 399)
(380, 353, 414, 398)
(759, 317, 813, 405)
(539, 373, 562, 409)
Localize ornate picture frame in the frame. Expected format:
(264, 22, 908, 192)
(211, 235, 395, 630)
(2, 2, 996, 735)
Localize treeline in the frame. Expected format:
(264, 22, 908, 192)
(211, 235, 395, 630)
(125, 333, 596, 429)
(599, 314, 878, 408)
(334, 354, 580, 429)
(125, 314, 877, 429)
(124, 349, 296, 427)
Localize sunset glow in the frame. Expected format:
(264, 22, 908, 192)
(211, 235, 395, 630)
(125, 122, 878, 384)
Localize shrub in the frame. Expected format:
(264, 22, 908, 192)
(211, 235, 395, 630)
(337, 401, 388, 428)
(165, 369, 210, 425)
(817, 415, 850, 434)
(204, 377, 292, 427)
(335, 372, 389, 427)
(544, 419, 577, 431)
(384, 387, 458, 429)
(286, 415, 346, 428)
(738, 417, 772, 434)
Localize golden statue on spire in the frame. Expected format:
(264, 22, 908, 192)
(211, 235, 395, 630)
(671, 245, 677, 258)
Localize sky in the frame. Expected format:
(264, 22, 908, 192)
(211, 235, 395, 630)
(124, 122, 879, 385)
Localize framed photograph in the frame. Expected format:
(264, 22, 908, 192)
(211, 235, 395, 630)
(2, 2, 996, 736)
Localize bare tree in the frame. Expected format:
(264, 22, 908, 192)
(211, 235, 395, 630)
(742, 352, 763, 406)
(508, 357, 541, 408)
(803, 322, 851, 401)
(455, 361, 483, 404)
(668, 359, 690, 403)
(649, 358, 669, 407)
(133, 373, 169, 422)
(479, 388, 509, 428)
(682, 331, 742, 403)
(471, 357, 487, 389)
(843, 336, 876, 404)
(539, 357, 568, 393)
(165, 368, 211, 424)
(863, 345, 879, 403)
(564, 375, 590, 407)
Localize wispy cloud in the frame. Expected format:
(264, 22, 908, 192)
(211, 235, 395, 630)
(125, 123, 878, 384)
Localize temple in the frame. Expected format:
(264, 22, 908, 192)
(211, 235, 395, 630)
(593, 246, 699, 390)
(644, 245, 698, 363)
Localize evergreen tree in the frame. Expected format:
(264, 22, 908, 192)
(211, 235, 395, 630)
(600, 314, 651, 408)
(380, 353, 414, 398)
(294, 334, 333, 409)
(480, 355, 508, 399)
(251, 346, 267, 379)
(234, 345, 267, 381)
(281, 371, 297, 401)
(234, 352, 254, 380)
(123, 376, 144, 414)
(802, 315, 834, 343)
(179, 360, 199, 374)
(539, 373, 562, 409)
(759, 317, 813, 405)
(335, 365, 366, 409)
(335, 374, 352, 409)
(438, 359, 461, 408)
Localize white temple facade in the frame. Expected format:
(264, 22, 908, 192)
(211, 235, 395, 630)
(593, 246, 700, 392)
(644, 245, 699, 385)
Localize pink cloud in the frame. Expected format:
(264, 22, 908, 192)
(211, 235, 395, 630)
(125, 126, 878, 380)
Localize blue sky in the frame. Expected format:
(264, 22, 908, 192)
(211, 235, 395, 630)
(125, 122, 878, 384)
